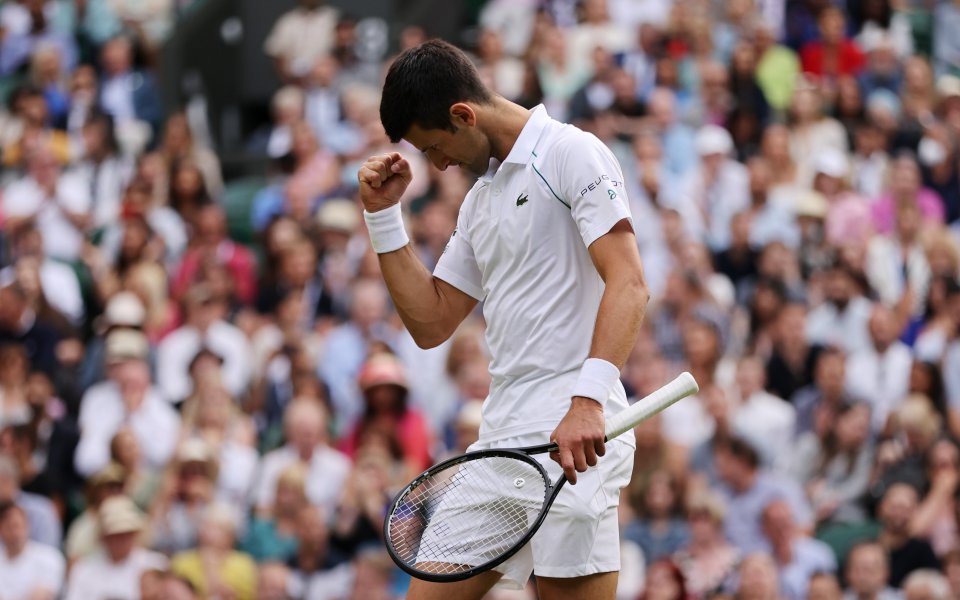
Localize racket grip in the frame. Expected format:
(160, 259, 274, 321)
(604, 372, 699, 441)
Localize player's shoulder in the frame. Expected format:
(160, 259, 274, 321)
(539, 120, 606, 161)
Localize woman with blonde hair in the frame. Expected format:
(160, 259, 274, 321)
(240, 463, 306, 562)
(673, 490, 739, 598)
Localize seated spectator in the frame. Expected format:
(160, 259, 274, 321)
(808, 572, 843, 600)
(0, 501, 65, 600)
(0, 454, 59, 548)
(332, 443, 400, 556)
(287, 505, 352, 600)
(737, 553, 785, 600)
(623, 468, 688, 562)
(65, 495, 168, 600)
(97, 36, 162, 148)
(843, 542, 903, 600)
(64, 462, 127, 562)
(876, 483, 941, 587)
(110, 429, 160, 511)
(673, 490, 739, 597)
(339, 353, 433, 478)
(158, 112, 223, 200)
(257, 562, 293, 600)
(871, 154, 945, 236)
(800, 7, 866, 80)
(762, 499, 837, 600)
(240, 463, 305, 563)
(253, 399, 350, 517)
(713, 436, 813, 554)
(942, 550, 960, 600)
(806, 262, 874, 356)
(909, 439, 960, 556)
(264, 0, 339, 83)
(172, 205, 257, 306)
(74, 329, 180, 477)
(901, 570, 950, 600)
(70, 110, 134, 231)
(729, 355, 796, 467)
(149, 439, 218, 555)
(869, 397, 943, 502)
(171, 502, 257, 600)
(156, 284, 251, 404)
(640, 559, 688, 600)
(790, 401, 874, 525)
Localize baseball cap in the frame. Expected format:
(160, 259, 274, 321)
(104, 329, 149, 363)
(177, 437, 213, 464)
(99, 495, 144, 536)
(695, 125, 733, 156)
(358, 353, 408, 391)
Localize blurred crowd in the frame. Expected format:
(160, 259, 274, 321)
(2, 0, 960, 598)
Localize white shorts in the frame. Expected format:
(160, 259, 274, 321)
(417, 434, 634, 589)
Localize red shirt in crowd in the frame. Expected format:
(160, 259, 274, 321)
(800, 40, 866, 78)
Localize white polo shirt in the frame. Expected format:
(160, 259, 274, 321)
(0, 540, 65, 599)
(434, 105, 635, 444)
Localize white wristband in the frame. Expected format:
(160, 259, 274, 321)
(571, 358, 621, 408)
(363, 203, 410, 254)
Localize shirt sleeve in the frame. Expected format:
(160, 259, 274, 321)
(433, 203, 485, 301)
(554, 130, 633, 248)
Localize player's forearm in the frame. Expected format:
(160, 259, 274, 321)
(378, 245, 459, 348)
(588, 272, 649, 369)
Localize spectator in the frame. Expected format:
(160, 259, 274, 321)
(241, 462, 304, 563)
(806, 261, 873, 355)
(790, 401, 873, 525)
(64, 462, 127, 562)
(170, 502, 257, 600)
(65, 495, 168, 600)
(762, 499, 837, 600)
(287, 505, 353, 599)
(0, 501, 65, 600)
(148, 438, 218, 555)
(71, 110, 133, 230)
(713, 436, 813, 554)
(870, 154, 945, 236)
(673, 489, 739, 597)
(844, 541, 902, 600)
(0, 454, 59, 548)
(155, 284, 251, 404)
(264, 0, 339, 84)
(339, 353, 433, 478)
(909, 439, 959, 556)
(257, 561, 293, 600)
(876, 483, 941, 587)
(253, 399, 350, 516)
(74, 329, 180, 477)
(97, 36, 162, 148)
(844, 304, 913, 430)
(901, 570, 950, 600)
(623, 468, 688, 562)
(808, 572, 843, 600)
(800, 7, 866, 80)
(737, 553, 785, 600)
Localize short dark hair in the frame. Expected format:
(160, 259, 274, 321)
(380, 39, 494, 143)
(716, 436, 760, 469)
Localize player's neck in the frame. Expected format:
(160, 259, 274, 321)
(479, 97, 533, 164)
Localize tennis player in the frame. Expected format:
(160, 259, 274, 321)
(358, 40, 649, 600)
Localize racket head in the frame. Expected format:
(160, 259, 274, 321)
(384, 448, 559, 582)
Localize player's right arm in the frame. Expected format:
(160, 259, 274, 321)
(359, 152, 478, 349)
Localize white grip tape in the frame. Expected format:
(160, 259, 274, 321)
(603, 372, 699, 441)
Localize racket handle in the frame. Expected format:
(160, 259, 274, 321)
(604, 372, 699, 441)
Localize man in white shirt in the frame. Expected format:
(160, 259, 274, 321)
(730, 356, 796, 469)
(264, 0, 339, 82)
(807, 261, 875, 355)
(253, 399, 350, 517)
(359, 40, 648, 599)
(65, 496, 168, 600)
(761, 499, 837, 600)
(845, 304, 912, 431)
(156, 283, 251, 404)
(2, 147, 91, 262)
(75, 329, 180, 476)
(0, 502, 65, 600)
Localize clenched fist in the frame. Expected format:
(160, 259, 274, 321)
(358, 152, 412, 213)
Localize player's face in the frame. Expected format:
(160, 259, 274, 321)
(405, 120, 490, 176)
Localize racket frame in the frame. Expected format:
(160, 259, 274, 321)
(383, 372, 699, 583)
(384, 446, 564, 582)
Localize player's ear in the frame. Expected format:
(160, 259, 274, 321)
(449, 103, 477, 128)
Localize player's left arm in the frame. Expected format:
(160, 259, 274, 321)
(551, 219, 649, 483)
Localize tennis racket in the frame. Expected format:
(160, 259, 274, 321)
(384, 371, 699, 582)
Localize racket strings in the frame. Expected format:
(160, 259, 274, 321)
(387, 456, 548, 576)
